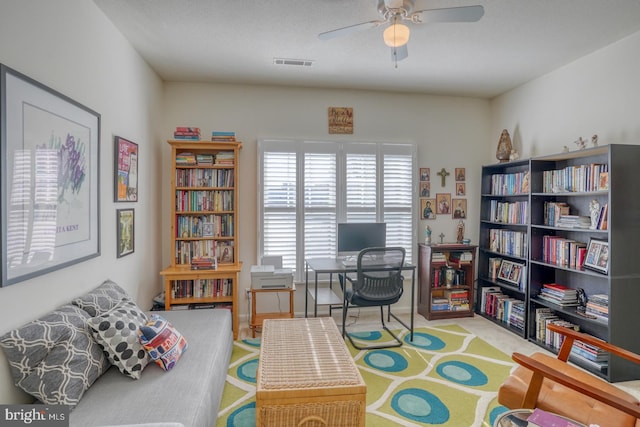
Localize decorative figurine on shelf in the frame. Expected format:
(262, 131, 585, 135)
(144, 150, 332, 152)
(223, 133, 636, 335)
(424, 225, 432, 245)
(509, 148, 520, 161)
(574, 137, 587, 150)
(496, 129, 513, 163)
(456, 220, 465, 244)
(589, 199, 601, 229)
(592, 134, 599, 147)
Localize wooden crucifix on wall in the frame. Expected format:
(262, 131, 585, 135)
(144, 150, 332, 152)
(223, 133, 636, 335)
(437, 168, 450, 187)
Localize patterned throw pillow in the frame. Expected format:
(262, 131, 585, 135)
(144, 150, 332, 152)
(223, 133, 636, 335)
(0, 304, 109, 407)
(138, 315, 188, 371)
(87, 299, 150, 379)
(72, 280, 130, 317)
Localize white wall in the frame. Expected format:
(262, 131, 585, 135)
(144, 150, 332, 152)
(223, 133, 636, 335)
(0, 0, 164, 403)
(491, 31, 640, 157)
(163, 83, 492, 319)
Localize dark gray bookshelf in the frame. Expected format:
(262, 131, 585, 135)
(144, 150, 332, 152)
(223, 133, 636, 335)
(477, 145, 640, 382)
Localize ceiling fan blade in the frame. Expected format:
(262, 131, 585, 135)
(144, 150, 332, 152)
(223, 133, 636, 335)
(390, 44, 408, 62)
(411, 5, 484, 24)
(318, 20, 385, 40)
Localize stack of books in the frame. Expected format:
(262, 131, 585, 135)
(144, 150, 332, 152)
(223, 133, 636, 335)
(431, 297, 449, 311)
(570, 340, 608, 372)
(214, 151, 235, 165)
(431, 252, 447, 263)
(195, 154, 214, 165)
(175, 152, 197, 165)
(444, 289, 469, 311)
(449, 251, 472, 263)
(211, 131, 236, 142)
(556, 214, 591, 229)
(537, 283, 579, 306)
(190, 257, 217, 270)
(174, 127, 201, 140)
(585, 293, 609, 320)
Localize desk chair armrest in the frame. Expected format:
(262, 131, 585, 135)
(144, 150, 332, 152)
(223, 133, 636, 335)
(512, 352, 640, 418)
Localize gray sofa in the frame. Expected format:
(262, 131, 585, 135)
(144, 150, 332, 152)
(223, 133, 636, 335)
(0, 281, 234, 427)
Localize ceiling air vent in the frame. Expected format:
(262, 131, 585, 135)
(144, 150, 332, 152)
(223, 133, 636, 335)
(273, 58, 314, 67)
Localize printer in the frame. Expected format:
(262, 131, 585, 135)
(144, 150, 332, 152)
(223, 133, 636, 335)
(250, 265, 294, 289)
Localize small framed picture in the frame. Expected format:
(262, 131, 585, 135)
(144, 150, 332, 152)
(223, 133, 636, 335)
(202, 222, 214, 237)
(497, 259, 525, 286)
(420, 182, 431, 197)
(455, 168, 466, 182)
(598, 172, 609, 191)
(452, 198, 467, 219)
(117, 209, 135, 258)
(114, 136, 139, 202)
(420, 168, 430, 182)
(421, 198, 436, 219)
(584, 238, 609, 274)
(456, 182, 466, 196)
(436, 193, 451, 215)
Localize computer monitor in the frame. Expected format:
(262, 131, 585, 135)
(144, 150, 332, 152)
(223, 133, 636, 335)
(337, 222, 386, 257)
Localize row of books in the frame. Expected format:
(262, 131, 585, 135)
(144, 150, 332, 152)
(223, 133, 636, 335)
(537, 283, 579, 307)
(543, 201, 607, 230)
(489, 228, 528, 257)
(175, 214, 234, 239)
(173, 126, 201, 140)
(175, 151, 235, 166)
(489, 170, 530, 195)
(169, 303, 233, 311)
(534, 308, 579, 348)
(170, 278, 233, 298)
(175, 190, 234, 212)
(489, 200, 528, 224)
(479, 286, 525, 331)
(542, 163, 608, 193)
(541, 236, 587, 269)
(175, 168, 234, 188)
(431, 266, 467, 287)
(448, 251, 473, 262)
(175, 240, 234, 264)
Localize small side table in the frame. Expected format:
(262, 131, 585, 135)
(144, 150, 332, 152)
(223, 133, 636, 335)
(249, 285, 295, 338)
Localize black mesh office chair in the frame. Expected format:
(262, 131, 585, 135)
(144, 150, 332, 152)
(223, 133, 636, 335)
(341, 246, 406, 350)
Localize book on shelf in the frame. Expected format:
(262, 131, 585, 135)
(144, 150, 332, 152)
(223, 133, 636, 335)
(526, 408, 583, 427)
(480, 286, 501, 314)
(174, 127, 202, 140)
(488, 257, 502, 280)
(449, 251, 473, 263)
(538, 283, 579, 306)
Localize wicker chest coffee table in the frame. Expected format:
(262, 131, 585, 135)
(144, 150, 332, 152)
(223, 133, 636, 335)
(256, 317, 366, 427)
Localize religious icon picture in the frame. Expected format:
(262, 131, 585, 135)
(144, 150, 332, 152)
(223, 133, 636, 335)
(452, 198, 467, 219)
(455, 167, 466, 182)
(420, 168, 430, 182)
(456, 182, 466, 196)
(436, 193, 451, 215)
(421, 198, 436, 220)
(420, 182, 431, 197)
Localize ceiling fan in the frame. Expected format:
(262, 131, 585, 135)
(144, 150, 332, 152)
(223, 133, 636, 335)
(318, 0, 484, 63)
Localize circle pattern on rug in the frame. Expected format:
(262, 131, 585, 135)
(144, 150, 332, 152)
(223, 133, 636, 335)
(364, 349, 408, 373)
(241, 338, 261, 347)
(236, 359, 258, 383)
(405, 332, 446, 350)
(227, 402, 255, 427)
(349, 331, 382, 341)
(436, 360, 488, 386)
(489, 406, 509, 425)
(391, 388, 449, 424)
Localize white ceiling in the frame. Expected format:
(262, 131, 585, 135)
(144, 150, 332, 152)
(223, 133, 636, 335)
(94, 0, 640, 98)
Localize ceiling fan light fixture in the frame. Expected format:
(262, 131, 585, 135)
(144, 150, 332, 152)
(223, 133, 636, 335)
(383, 22, 410, 47)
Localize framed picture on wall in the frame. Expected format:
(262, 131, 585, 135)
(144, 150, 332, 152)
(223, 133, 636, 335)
(452, 198, 467, 219)
(114, 136, 138, 202)
(0, 64, 100, 286)
(421, 198, 436, 219)
(436, 193, 451, 215)
(117, 209, 135, 258)
(420, 168, 430, 182)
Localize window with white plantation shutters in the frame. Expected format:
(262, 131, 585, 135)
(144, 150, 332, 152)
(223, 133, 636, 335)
(259, 139, 416, 282)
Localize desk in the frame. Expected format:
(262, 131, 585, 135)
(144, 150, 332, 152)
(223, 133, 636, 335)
(304, 258, 416, 341)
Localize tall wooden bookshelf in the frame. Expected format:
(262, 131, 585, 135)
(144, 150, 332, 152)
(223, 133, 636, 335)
(160, 140, 242, 339)
(477, 144, 640, 382)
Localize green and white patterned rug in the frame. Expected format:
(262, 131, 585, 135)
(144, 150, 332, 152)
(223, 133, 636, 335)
(216, 324, 514, 427)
